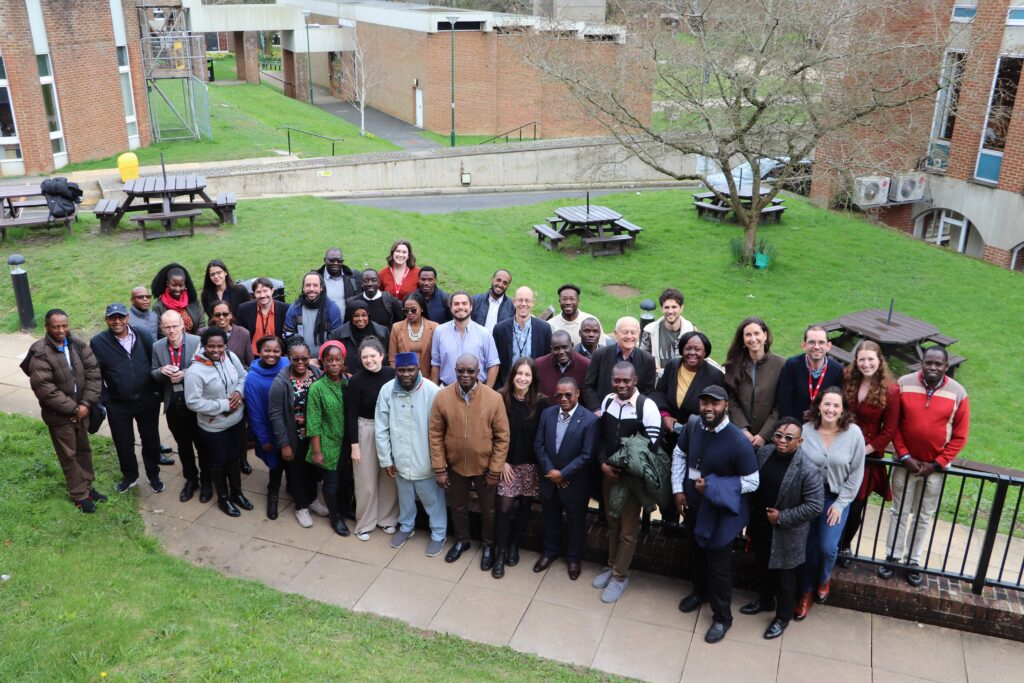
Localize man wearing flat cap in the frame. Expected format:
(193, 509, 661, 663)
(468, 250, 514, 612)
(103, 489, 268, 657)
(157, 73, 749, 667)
(671, 384, 760, 644)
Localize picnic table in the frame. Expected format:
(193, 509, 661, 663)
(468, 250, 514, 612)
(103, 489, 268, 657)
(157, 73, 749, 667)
(693, 184, 786, 223)
(534, 205, 642, 256)
(817, 308, 966, 376)
(0, 183, 74, 242)
(95, 174, 236, 239)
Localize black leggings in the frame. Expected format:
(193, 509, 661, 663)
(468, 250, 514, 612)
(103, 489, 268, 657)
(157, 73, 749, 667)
(496, 494, 533, 548)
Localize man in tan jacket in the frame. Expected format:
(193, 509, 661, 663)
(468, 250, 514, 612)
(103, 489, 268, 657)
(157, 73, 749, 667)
(430, 354, 510, 570)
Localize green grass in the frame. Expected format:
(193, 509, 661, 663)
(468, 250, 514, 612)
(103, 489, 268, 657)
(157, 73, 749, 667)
(0, 413, 616, 681)
(209, 53, 238, 82)
(0, 189, 1021, 473)
(418, 130, 539, 147)
(60, 78, 397, 173)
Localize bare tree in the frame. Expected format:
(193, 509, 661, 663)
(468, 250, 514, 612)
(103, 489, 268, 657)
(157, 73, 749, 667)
(517, 0, 956, 261)
(337, 28, 386, 137)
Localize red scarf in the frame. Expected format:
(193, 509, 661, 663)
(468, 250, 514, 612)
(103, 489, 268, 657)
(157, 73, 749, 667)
(161, 288, 195, 332)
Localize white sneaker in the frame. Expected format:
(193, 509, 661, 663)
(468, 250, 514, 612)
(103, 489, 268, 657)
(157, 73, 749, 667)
(592, 566, 614, 589)
(295, 508, 313, 528)
(308, 499, 329, 517)
(380, 525, 397, 535)
(356, 531, 371, 542)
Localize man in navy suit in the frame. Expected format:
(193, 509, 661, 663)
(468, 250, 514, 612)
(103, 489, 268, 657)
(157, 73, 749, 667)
(492, 286, 552, 389)
(533, 377, 599, 580)
(470, 269, 513, 330)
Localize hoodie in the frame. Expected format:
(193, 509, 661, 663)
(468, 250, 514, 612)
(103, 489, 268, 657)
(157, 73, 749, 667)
(184, 349, 247, 432)
(244, 357, 290, 469)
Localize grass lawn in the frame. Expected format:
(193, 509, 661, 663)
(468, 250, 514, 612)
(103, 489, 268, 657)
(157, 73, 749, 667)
(419, 130, 539, 147)
(0, 413, 614, 681)
(60, 78, 397, 173)
(0, 189, 1021, 472)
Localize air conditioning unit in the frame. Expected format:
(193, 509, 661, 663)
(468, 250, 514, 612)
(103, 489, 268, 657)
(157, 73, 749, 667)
(889, 173, 928, 203)
(853, 176, 891, 208)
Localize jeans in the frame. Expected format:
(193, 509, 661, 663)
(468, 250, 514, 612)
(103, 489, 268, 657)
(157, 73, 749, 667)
(801, 492, 850, 592)
(396, 475, 448, 541)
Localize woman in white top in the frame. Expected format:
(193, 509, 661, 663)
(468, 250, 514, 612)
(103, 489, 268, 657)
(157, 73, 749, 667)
(795, 386, 864, 621)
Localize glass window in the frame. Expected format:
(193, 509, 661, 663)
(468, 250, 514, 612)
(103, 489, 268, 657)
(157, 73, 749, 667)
(1, 87, 16, 138)
(120, 72, 135, 118)
(117, 46, 128, 67)
(952, 5, 977, 22)
(41, 82, 60, 132)
(36, 54, 50, 78)
(51, 137, 64, 154)
(934, 52, 966, 142)
(982, 57, 1022, 152)
(0, 55, 7, 80)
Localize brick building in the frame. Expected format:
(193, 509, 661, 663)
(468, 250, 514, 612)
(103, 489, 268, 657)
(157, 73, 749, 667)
(811, 0, 1024, 271)
(0, 0, 151, 177)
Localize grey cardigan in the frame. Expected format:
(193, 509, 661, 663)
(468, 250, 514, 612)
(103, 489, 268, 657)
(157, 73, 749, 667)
(267, 364, 322, 452)
(150, 333, 201, 412)
(800, 422, 865, 512)
(755, 445, 825, 569)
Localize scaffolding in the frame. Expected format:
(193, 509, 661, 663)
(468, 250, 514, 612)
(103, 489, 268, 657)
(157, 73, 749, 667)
(137, 2, 212, 142)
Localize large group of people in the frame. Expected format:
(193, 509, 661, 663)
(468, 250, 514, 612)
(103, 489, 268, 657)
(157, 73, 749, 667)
(23, 241, 971, 645)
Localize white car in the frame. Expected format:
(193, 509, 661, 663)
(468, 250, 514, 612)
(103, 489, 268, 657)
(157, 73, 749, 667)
(705, 157, 812, 195)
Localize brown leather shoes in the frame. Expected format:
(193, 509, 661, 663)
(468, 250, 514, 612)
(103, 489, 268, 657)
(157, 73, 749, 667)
(533, 555, 557, 573)
(793, 592, 813, 621)
(567, 562, 581, 580)
(815, 580, 831, 604)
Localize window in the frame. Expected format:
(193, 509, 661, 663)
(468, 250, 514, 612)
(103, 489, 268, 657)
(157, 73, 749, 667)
(917, 209, 976, 255)
(1009, 4, 1024, 26)
(927, 51, 966, 171)
(0, 56, 24, 176)
(951, 5, 977, 23)
(1011, 243, 1024, 271)
(975, 56, 1022, 183)
(36, 54, 66, 168)
(116, 47, 140, 149)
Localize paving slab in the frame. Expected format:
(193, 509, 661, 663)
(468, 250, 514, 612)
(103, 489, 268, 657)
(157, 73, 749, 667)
(226, 537, 315, 590)
(871, 615, 967, 683)
(161, 523, 249, 570)
(778, 650, 872, 683)
(961, 630, 1024, 682)
(285, 553, 382, 609)
(353, 567, 454, 629)
(871, 671, 937, 683)
(253, 503, 336, 552)
(388, 532, 479, 583)
(428, 583, 531, 646)
(591, 616, 691, 683)
(141, 509, 193, 540)
(611, 571, 697, 631)
(193, 491, 273, 536)
(138, 485, 215, 522)
(319, 526, 401, 567)
(533, 560, 615, 615)
(680, 633, 780, 683)
(694, 588, 782, 650)
(509, 600, 609, 667)
(781, 604, 872, 666)
(458, 546, 546, 599)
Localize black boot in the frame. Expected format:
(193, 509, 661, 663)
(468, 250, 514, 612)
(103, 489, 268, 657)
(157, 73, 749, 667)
(492, 546, 506, 579)
(240, 452, 253, 475)
(227, 460, 253, 510)
(324, 490, 350, 536)
(506, 543, 520, 567)
(199, 479, 213, 504)
(481, 545, 496, 572)
(267, 490, 279, 520)
(212, 469, 239, 517)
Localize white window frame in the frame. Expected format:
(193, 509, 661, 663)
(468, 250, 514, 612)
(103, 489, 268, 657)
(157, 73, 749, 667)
(1011, 242, 1024, 271)
(0, 61, 25, 177)
(975, 54, 1024, 183)
(1009, 8, 1024, 26)
(37, 54, 67, 169)
(117, 46, 140, 150)
(951, 4, 977, 23)
(930, 51, 966, 141)
(920, 209, 971, 253)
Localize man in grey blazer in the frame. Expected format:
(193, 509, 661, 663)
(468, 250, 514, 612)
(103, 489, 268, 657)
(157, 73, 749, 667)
(151, 310, 207, 503)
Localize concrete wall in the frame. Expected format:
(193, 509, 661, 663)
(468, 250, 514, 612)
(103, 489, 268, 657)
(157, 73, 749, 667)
(533, 0, 607, 22)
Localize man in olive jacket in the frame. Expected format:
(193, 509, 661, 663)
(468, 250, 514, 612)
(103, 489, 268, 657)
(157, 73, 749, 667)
(429, 354, 510, 569)
(24, 309, 105, 511)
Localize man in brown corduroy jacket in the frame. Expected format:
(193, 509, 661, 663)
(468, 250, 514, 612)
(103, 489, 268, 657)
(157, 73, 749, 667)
(429, 354, 510, 569)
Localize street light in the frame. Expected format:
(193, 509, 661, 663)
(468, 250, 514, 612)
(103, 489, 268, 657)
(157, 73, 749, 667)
(446, 15, 458, 147)
(302, 9, 315, 105)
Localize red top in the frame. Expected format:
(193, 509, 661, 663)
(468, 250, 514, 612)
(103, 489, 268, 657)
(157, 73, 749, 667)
(379, 265, 420, 301)
(850, 382, 901, 455)
(892, 373, 970, 468)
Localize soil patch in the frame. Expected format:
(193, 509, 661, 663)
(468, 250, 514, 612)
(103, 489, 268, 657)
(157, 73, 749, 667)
(603, 284, 641, 298)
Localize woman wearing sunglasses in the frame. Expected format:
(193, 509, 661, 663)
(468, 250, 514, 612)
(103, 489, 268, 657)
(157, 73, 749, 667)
(388, 292, 437, 379)
(741, 417, 823, 639)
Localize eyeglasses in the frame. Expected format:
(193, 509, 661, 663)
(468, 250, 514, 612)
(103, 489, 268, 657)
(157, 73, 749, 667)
(805, 341, 829, 347)
(773, 432, 798, 442)
(553, 391, 576, 399)
(325, 258, 343, 264)
(212, 311, 231, 318)
(291, 356, 310, 362)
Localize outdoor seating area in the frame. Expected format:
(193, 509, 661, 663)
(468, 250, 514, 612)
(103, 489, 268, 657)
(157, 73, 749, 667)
(533, 203, 643, 256)
(693, 189, 787, 223)
(94, 174, 237, 240)
(817, 308, 967, 376)
(0, 183, 76, 242)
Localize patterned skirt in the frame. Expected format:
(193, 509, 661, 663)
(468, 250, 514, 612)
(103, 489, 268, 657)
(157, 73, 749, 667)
(498, 463, 540, 498)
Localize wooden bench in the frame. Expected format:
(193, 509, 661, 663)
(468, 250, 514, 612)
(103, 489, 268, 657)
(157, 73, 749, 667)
(9, 197, 49, 218)
(771, 197, 785, 206)
(611, 218, 643, 245)
(216, 192, 237, 224)
(93, 199, 122, 233)
(760, 204, 786, 222)
(533, 223, 565, 251)
(693, 201, 732, 221)
(814, 319, 845, 333)
(908, 354, 967, 378)
(0, 209, 75, 243)
(926, 333, 958, 347)
(694, 191, 716, 202)
(827, 346, 855, 365)
(583, 233, 633, 256)
(130, 209, 202, 240)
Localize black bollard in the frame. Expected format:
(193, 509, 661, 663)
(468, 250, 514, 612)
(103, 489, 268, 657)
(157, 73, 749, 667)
(8, 254, 35, 330)
(639, 298, 656, 328)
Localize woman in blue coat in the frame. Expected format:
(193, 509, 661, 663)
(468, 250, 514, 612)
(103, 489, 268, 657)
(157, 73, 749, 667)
(244, 335, 289, 519)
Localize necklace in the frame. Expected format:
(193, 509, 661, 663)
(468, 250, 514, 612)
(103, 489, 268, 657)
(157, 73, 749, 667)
(407, 321, 424, 342)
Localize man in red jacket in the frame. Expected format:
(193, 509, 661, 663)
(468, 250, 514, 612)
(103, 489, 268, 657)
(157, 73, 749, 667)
(878, 347, 969, 586)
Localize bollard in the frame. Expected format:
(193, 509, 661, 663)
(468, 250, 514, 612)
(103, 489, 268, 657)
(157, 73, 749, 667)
(639, 298, 656, 328)
(8, 254, 35, 330)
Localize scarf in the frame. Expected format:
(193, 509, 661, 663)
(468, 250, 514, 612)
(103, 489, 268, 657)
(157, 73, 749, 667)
(162, 288, 194, 332)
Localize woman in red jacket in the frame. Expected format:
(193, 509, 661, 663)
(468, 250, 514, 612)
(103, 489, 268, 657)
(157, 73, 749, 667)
(379, 239, 420, 301)
(838, 340, 900, 565)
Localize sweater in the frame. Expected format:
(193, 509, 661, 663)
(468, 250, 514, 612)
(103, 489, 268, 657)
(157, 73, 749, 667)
(375, 375, 440, 481)
(345, 366, 396, 437)
(534, 351, 590, 399)
(244, 358, 290, 469)
(506, 396, 549, 466)
(24, 335, 102, 426)
(725, 351, 785, 442)
(379, 265, 420, 301)
(429, 382, 510, 477)
(776, 354, 846, 421)
(799, 422, 865, 512)
(892, 373, 969, 468)
(90, 327, 158, 404)
(183, 350, 247, 432)
(305, 377, 346, 469)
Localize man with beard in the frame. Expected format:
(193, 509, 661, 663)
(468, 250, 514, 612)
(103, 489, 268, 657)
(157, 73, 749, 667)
(283, 272, 343, 351)
(317, 247, 361, 321)
(673, 385, 760, 644)
(535, 330, 590, 398)
(346, 268, 404, 328)
(430, 291, 500, 387)
(470, 269, 513, 331)
(417, 266, 452, 324)
(549, 284, 605, 346)
(639, 288, 696, 375)
(776, 325, 845, 421)
(237, 277, 290, 356)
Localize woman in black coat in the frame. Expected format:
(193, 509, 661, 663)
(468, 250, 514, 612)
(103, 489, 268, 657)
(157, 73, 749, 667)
(200, 259, 252, 317)
(651, 331, 725, 451)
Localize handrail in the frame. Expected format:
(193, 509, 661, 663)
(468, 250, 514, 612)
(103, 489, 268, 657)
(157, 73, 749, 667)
(277, 126, 344, 156)
(478, 121, 539, 146)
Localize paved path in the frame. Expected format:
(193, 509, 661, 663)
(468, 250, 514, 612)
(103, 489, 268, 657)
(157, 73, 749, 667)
(0, 332, 1021, 682)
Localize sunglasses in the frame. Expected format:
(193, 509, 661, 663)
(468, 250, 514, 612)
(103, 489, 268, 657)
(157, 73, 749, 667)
(773, 432, 798, 442)
(403, 307, 419, 313)
(325, 258, 344, 264)
(212, 311, 232, 318)
(553, 391, 576, 399)
(291, 356, 311, 362)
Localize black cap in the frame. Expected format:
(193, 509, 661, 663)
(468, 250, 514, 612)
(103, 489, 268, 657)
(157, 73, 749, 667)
(105, 302, 129, 317)
(698, 385, 728, 401)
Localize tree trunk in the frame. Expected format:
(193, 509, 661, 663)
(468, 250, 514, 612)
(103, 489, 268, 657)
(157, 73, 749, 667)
(360, 104, 366, 136)
(742, 218, 758, 265)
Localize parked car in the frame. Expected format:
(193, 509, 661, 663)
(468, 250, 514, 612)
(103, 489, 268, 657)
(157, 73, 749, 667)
(705, 157, 813, 195)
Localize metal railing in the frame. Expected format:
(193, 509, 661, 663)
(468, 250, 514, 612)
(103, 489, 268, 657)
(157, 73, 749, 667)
(259, 56, 282, 72)
(478, 121, 539, 146)
(845, 458, 1023, 595)
(277, 127, 344, 156)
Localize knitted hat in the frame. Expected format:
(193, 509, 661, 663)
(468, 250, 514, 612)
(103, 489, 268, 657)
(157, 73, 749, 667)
(318, 340, 347, 361)
(394, 352, 418, 368)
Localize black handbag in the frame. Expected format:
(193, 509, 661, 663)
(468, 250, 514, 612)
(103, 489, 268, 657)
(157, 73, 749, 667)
(88, 401, 107, 435)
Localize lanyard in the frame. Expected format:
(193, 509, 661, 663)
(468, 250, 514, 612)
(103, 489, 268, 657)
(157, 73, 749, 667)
(169, 343, 182, 368)
(257, 306, 272, 339)
(807, 357, 828, 404)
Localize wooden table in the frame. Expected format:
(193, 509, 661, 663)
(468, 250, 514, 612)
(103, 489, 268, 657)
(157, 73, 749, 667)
(0, 184, 42, 218)
(820, 309, 965, 375)
(694, 184, 784, 222)
(101, 174, 228, 238)
(547, 205, 639, 256)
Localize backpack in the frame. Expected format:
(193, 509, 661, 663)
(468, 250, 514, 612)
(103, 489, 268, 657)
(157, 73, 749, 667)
(40, 177, 83, 219)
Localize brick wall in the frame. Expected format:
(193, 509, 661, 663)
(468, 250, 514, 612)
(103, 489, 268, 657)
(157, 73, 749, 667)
(879, 204, 916, 234)
(232, 31, 260, 85)
(982, 244, 1012, 267)
(0, 1, 51, 174)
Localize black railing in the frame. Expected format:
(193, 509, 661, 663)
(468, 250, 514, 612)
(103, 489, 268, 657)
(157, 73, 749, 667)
(844, 457, 1023, 595)
(277, 127, 344, 156)
(478, 121, 539, 146)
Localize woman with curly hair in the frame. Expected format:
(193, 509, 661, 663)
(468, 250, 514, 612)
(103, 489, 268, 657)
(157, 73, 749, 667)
(723, 317, 785, 448)
(378, 239, 420, 301)
(151, 263, 204, 334)
(200, 259, 251, 317)
(837, 340, 900, 564)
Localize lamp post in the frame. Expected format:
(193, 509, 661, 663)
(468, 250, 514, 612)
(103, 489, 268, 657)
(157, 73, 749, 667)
(302, 9, 314, 105)
(446, 15, 458, 147)
(8, 254, 35, 331)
